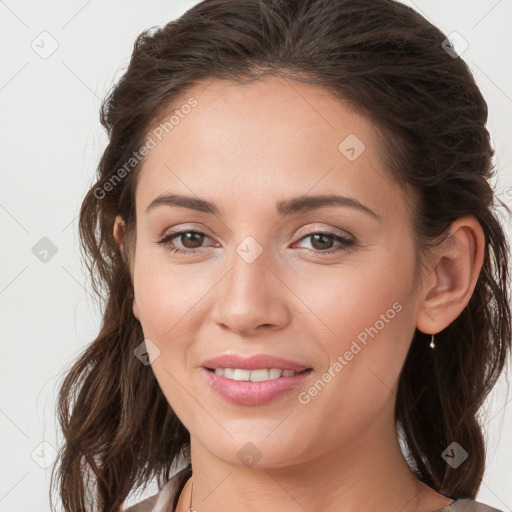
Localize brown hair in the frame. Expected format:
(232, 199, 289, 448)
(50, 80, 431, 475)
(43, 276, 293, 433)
(50, 0, 512, 510)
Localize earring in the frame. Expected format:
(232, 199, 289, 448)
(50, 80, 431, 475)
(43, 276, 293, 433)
(429, 334, 436, 349)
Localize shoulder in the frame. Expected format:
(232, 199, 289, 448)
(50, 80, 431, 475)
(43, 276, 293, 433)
(122, 467, 191, 512)
(442, 498, 504, 511)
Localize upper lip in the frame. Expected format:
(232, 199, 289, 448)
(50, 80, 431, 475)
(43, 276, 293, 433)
(202, 354, 312, 372)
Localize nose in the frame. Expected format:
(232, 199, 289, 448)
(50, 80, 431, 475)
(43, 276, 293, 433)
(210, 247, 290, 337)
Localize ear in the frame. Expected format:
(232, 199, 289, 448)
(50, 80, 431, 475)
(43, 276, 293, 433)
(113, 215, 140, 321)
(132, 296, 141, 321)
(113, 215, 126, 262)
(416, 215, 486, 335)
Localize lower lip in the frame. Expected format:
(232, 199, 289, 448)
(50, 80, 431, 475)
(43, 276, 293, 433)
(202, 367, 313, 406)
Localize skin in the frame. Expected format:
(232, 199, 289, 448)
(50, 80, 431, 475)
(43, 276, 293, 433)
(113, 76, 485, 512)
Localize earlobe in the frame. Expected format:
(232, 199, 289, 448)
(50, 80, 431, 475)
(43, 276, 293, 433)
(118, 242, 126, 263)
(416, 215, 485, 334)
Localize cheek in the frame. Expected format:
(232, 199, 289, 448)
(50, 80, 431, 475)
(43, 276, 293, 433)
(291, 256, 417, 445)
(132, 252, 209, 418)
(290, 253, 414, 341)
(132, 248, 211, 341)
(292, 245, 417, 385)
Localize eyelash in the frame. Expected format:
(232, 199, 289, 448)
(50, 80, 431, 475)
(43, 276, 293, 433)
(156, 229, 355, 256)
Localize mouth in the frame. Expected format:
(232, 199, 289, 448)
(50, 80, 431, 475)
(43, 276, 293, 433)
(202, 367, 314, 406)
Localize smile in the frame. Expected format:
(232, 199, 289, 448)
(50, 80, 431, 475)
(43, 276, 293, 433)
(209, 367, 299, 381)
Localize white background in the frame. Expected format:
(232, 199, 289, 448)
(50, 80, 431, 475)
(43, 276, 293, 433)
(1, 1, 511, 510)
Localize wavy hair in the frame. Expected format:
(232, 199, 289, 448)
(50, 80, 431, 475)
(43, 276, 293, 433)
(50, 0, 512, 510)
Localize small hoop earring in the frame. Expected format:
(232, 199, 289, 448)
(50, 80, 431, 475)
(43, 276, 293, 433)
(429, 333, 436, 349)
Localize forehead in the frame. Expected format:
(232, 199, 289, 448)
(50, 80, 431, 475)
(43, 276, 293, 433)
(135, 76, 408, 222)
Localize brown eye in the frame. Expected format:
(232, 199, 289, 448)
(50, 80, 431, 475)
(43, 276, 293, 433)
(178, 231, 206, 249)
(295, 231, 355, 255)
(157, 230, 213, 254)
(309, 233, 335, 250)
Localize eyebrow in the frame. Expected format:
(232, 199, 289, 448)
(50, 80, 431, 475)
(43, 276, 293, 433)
(145, 192, 380, 220)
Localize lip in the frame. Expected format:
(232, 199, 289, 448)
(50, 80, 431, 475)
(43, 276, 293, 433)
(202, 367, 314, 406)
(201, 354, 312, 372)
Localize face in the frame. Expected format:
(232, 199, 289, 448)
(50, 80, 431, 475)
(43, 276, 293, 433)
(123, 76, 426, 468)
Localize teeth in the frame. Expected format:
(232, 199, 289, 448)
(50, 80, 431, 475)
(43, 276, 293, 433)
(213, 368, 298, 381)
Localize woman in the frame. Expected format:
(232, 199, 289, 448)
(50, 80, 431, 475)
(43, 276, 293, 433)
(50, 0, 511, 511)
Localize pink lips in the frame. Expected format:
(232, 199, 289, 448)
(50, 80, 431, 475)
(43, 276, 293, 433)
(201, 353, 313, 406)
(201, 354, 312, 372)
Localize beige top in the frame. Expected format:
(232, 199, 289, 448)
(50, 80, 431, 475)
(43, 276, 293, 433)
(123, 468, 504, 512)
